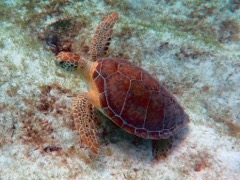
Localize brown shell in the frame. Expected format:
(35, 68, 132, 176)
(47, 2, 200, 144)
(93, 58, 189, 139)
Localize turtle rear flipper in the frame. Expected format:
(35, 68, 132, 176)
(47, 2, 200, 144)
(152, 137, 173, 160)
(91, 12, 119, 61)
(73, 93, 99, 154)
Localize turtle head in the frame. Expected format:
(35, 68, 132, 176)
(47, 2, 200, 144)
(55, 51, 84, 73)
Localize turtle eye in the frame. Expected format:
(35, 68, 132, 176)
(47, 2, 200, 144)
(55, 60, 64, 66)
(59, 61, 64, 65)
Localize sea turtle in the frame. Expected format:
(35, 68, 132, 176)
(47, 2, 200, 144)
(54, 12, 189, 160)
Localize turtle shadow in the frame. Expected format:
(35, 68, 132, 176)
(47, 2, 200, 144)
(96, 111, 190, 163)
(96, 111, 151, 163)
(172, 124, 190, 151)
(102, 125, 152, 163)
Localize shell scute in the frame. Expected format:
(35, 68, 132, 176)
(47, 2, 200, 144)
(93, 70, 99, 79)
(122, 124, 135, 134)
(163, 98, 184, 130)
(95, 59, 103, 72)
(105, 72, 130, 114)
(144, 91, 165, 131)
(159, 129, 171, 138)
(121, 80, 150, 128)
(100, 59, 118, 77)
(99, 92, 108, 108)
(148, 131, 160, 139)
(94, 75, 105, 93)
(135, 128, 148, 137)
(142, 71, 160, 90)
(118, 63, 142, 80)
(103, 107, 115, 118)
(111, 116, 124, 127)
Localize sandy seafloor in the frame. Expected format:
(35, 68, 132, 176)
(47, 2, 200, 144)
(0, 0, 240, 179)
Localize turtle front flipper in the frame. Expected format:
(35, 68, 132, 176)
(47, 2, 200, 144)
(152, 137, 173, 160)
(73, 93, 99, 154)
(91, 12, 119, 61)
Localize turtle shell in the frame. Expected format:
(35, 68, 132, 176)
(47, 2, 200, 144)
(93, 58, 189, 139)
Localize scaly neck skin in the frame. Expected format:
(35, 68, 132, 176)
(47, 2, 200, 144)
(76, 59, 93, 82)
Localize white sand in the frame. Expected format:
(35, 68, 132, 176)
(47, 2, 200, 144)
(0, 1, 239, 179)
